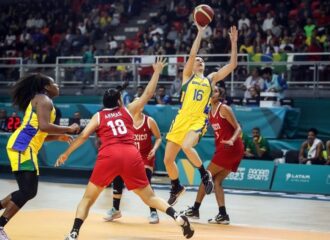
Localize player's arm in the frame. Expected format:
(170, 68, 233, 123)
(36, 95, 80, 134)
(55, 113, 99, 166)
(45, 134, 73, 145)
(299, 141, 308, 163)
(208, 26, 238, 83)
(183, 21, 205, 83)
(148, 117, 162, 159)
(127, 56, 167, 116)
(308, 142, 323, 162)
(220, 105, 241, 146)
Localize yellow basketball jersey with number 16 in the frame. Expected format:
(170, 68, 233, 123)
(179, 74, 212, 117)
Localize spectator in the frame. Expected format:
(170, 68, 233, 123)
(242, 67, 264, 99)
(134, 85, 144, 98)
(238, 13, 250, 30)
(69, 111, 82, 126)
(262, 13, 274, 32)
(262, 67, 287, 98)
(117, 82, 131, 106)
(244, 127, 270, 160)
(155, 85, 171, 105)
(0, 109, 8, 132)
(299, 128, 325, 165)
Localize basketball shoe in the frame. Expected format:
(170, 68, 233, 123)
(175, 214, 194, 239)
(64, 231, 78, 240)
(168, 185, 186, 206)
(208, 213, 230, 224)
(148, 211, 159, 224)
(202, 170, 214, 194)
(104, 207, 122, 221)
(0, 227, 9, 240)
(182, 206, 200, 219)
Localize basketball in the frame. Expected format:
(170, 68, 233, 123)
(193, 4, 214, 27)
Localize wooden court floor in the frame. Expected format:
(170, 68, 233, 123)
(1, 179, 330, 240)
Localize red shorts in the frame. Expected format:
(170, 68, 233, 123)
(212, 139, 244, 172)
(90, 144, 149, 190)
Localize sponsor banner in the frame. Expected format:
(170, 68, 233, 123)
(272, 164, 330, 194)
(177, 159, 274, 191)
(223, 160, 274, 190)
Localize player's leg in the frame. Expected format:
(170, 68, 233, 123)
(0, 195, 12, 210)
(66, 182, 104, 240)
(181, 130, 214, 194)
(104, 176, 123, 221)
(133, 185, 194, 239)
(164, 141, 185, 205)
(184, 162, 220, 219)
(0, 171, 38, 240)
(145, 168, 159, 224)
(208, 169, 231, 225)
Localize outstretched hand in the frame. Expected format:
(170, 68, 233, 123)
(228, 26, 238, 43)
(152, 56, 167, 73)
(194, 19, 207, 32)
(54, 153, 68, 167)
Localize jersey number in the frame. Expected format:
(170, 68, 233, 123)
(107, 119, 127, 136)
(193, 89, 204, 101)
(134, 142, 140, 150)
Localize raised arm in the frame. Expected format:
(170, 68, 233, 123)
(55, 113, 99, 166)
(182, 22, 205, 83)
(208, 26, 238, 83)
(127, 56, 167, 115)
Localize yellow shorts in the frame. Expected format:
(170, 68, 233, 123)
(166, 113, 208, 146)
(7, 147, 39, 175)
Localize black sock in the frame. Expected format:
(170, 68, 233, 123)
(113, 198, 121, 211)
(198, 165, 207, 178)
(0, 216, 9, 227)
(150, 207, 157, 213)
(171, 179, 180, 190)
(219, 206, 227, 216)
(71, 218, 84, 235)
(193, 202, 201, 210)
(0, 201, 3, 210)
(165, 207, 176, 220)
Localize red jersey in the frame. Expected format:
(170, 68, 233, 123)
(133, 114, 155, 167)
(209, 103, 243, 152)
(96, 107, 135, 153)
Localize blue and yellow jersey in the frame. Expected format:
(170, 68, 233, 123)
(7, 101, 56, 154)
(179, 74, 212, 117)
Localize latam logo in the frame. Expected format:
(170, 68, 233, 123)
(286, 173, 311, 183)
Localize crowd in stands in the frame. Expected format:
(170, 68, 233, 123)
(0, 0, 329, 94)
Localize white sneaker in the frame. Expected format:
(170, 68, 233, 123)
(64, 231, 78, 240)
(0, 227, 9, 240)
(104, 207, 122, 221)
(148, 211, 159, 224)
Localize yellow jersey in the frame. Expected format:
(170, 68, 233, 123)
(179, 74, 212, 117)
(7, 101, 56, 154)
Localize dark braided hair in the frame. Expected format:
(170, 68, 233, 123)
(11, 73, 52, 111)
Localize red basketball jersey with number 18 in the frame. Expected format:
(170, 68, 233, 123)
(133, 115, 154, 167)
(96, 107, 135, 153)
